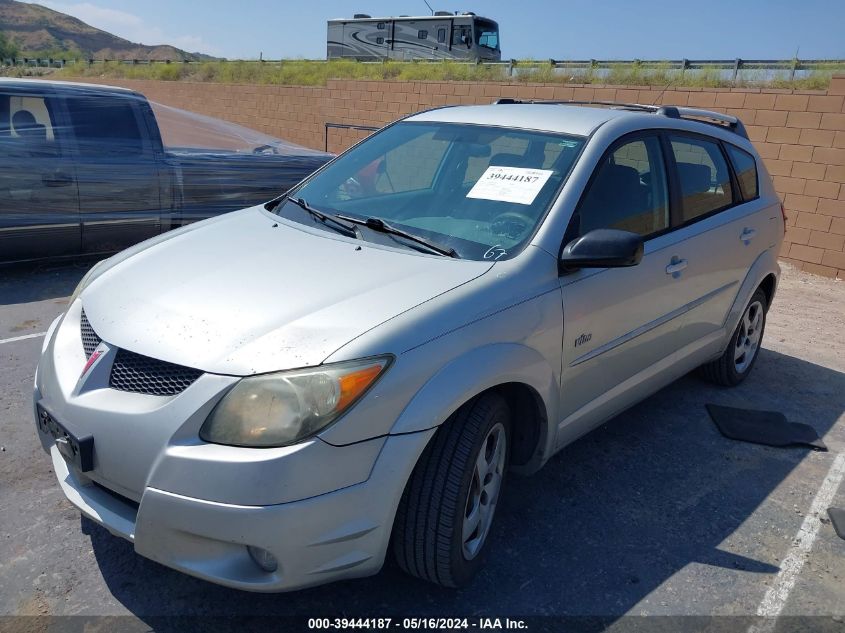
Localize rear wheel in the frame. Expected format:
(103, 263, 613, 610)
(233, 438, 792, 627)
(392, 392, 510, 587)
(698, 288, 767, 386)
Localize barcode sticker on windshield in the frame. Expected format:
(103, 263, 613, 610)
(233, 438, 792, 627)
(466, 166, 554, 205)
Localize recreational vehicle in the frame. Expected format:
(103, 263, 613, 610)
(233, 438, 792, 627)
(327, 12, 500, 62)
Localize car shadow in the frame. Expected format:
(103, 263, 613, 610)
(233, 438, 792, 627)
(0, 259, 97, 306)
(83, 347, 844, 623)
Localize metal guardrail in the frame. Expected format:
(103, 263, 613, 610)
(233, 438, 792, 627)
(324, 122, 380, 151)
(3, 57, 844, 82)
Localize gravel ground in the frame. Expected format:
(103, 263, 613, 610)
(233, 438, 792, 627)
(0, 261, 843, 631)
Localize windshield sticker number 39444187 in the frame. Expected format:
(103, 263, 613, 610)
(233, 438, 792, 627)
(467, 166, 554, 206)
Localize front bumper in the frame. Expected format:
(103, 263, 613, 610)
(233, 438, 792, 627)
(36, 301, 436, 591)
(48, 427, 434, 592)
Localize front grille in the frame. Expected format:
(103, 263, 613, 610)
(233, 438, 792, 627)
(109, 348, 203, 396)
(80, 310, 102, 359)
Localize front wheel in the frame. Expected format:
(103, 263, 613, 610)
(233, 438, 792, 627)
(698, 288, 768, 386)
(392, 392, 510, 587)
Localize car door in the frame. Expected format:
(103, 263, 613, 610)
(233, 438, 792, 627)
(0, 86, 81, 263)
(556, 133, 692, 444)
(62, 92, 162, 255)
(663, 134, 776, 346)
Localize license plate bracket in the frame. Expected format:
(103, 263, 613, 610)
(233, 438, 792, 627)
(36, 403, 94, 472)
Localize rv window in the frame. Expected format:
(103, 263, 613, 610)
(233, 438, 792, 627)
(437, 28, 446, 43)
(376, 22, 385, 30)
(475, 21, 499, 50)
(418, 30, 428, 39)
(452, 26, 472, 48)
(376, 37, 384, 45)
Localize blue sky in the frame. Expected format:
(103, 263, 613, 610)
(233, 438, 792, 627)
(27, 0, 845, 60)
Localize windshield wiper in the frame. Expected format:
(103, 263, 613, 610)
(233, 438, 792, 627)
(336, 215, 460, 258)
(285, 196, 360, 239)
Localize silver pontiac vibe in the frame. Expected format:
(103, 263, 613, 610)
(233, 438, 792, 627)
(34, 102, 783, 591)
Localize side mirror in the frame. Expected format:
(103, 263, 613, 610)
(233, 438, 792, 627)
(559, 228, 644, 272)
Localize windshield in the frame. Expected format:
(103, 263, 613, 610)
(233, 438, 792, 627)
(278, 122, 585, 261)
(475, 20, 499, 50)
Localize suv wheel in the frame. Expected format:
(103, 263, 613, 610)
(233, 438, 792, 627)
(392, 392, 510, 587)
(699, 288, 768, 387)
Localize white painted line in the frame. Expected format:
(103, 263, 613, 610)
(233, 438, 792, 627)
(0, 331, 46, 345)
(748, 452, 845, 633)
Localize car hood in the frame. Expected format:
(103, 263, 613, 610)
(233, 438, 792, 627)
(81, 207, 493, 375)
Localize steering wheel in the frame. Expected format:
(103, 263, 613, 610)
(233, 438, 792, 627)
(490, 211, 534, 240)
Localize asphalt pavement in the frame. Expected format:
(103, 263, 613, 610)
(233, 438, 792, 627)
(0, 260, 843, 632)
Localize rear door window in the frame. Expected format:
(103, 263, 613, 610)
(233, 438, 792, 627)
(668, 135, 734, 224)
(65, 95, 147, 156)
(725, 144, 759, 201)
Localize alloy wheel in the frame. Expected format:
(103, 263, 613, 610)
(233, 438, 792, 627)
(462, 422, 507, 560)
(735, 300, 764, 373)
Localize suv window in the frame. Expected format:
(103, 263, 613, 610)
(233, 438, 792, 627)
(577, 136, 669, 238)
(725, 144, 758, 201)
(669, 135, 733, 223)
(0, 94, 60, 157)
(65, 95, 146, 156)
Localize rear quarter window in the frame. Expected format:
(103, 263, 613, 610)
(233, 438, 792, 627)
(725, 144, 759, 201)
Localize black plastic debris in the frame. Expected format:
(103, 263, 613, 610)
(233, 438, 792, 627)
(705, 404, 827, 451)
(828, 508, 845, 540)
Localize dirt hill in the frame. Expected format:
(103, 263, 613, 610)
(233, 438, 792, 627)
(0, 0, 215, 60)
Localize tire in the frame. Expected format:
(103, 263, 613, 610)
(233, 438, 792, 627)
(392, 392, 511, 588)
(698, 288, 768, 387)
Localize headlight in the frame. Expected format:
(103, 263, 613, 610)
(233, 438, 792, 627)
(199, 356, 392, 448)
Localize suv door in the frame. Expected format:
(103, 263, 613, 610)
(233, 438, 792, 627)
(663, 133, 774, 348)
(0, 87, 81, 262)
(62, 93, 162, 255)
(557, 133, 690, 444)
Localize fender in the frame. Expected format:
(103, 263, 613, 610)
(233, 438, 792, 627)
(389, 343, 558, 466)
(719, 246, 780, 354)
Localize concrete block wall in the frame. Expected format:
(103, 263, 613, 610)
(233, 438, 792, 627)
(74, 75, 845, 278)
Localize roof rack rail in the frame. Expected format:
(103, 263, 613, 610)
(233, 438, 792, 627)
(494, 98, 659, 112)
(655, 105, 748, 139)
(492, 99, 748, 139)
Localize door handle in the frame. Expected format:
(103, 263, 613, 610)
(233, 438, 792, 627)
(666, 258, 688, 277)
(42, 172, 74, 187)
(740, 227, 757, 244)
